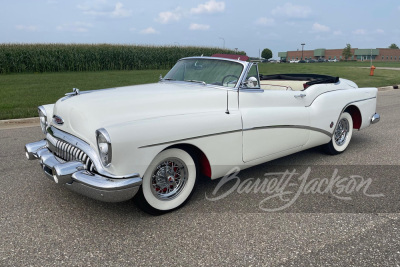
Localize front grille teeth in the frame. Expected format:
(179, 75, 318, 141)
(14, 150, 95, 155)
(51, 138, 95, 172)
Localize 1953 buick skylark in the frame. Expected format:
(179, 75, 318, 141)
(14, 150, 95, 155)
(25, 55, 380, 215)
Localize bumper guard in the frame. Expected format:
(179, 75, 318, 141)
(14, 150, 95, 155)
(371, 113, 380, 124)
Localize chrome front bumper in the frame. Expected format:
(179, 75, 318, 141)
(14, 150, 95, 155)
(25, 140, 142, 202)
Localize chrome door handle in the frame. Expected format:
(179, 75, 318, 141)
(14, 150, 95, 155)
(294, 94, 306, 98)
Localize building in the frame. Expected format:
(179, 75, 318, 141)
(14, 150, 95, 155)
(278, 48, 400, 62)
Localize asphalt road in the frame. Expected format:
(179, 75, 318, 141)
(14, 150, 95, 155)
(1, 90, 399, 266)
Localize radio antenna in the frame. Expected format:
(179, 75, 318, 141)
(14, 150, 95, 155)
(225, 90, 230, 114)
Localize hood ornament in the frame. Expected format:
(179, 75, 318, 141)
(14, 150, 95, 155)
(65, 88, 80, 96)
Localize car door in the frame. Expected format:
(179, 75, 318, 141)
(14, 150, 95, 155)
(239, 64, 310, 162)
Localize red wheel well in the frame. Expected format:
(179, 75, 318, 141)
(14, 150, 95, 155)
(166, 144, 212, 178)
(345, 105, 362, 129)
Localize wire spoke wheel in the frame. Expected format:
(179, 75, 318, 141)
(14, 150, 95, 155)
(151, 158, 188, 200)
(324, 111, 353, 155)
(334, 118, 350, 146)
(134, 148, 198, 215)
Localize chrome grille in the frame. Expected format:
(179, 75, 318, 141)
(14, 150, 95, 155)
(47, 135, 95, 172)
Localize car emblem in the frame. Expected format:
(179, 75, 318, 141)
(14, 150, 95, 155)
(53, 115, 64, 125)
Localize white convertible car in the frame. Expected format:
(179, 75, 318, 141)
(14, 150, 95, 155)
(25, 55, 380, 214)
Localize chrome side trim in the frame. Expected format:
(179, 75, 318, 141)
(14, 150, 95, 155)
(239, 88, 264, 93)
(139, 125, 332, 148)
(335, 97, 377, 129)
(60, 88, 116, 101)
(305, 89, 348, 107)
(343, 97, 377, 110)
(48, 126, 139, 179)
(307, 89, 375, 107)
(139, 129, 243, 148)
(243, 125, 332, 137)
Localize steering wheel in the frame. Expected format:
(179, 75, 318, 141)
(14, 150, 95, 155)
(222, 75, 239, 86)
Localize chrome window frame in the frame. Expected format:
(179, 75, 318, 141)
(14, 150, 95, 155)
(162, 56, 251, 91)
(238, 62, 264, 93)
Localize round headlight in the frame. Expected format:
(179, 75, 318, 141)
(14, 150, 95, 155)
(38, 106, 48, 134)
(96, 128, 112, 167)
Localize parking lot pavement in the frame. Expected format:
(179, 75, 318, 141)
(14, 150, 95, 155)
(1, 90, 399, 266)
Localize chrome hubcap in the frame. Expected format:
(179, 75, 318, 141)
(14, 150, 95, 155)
(151, 158, 188, 200)
(334, 118, 349, 146)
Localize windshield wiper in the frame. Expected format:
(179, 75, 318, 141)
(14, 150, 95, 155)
(162, 78, 175, 81)
(185, 80, 206, 85)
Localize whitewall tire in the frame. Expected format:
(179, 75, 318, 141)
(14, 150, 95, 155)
(325, 112, 353, 155)
(134, 148, 198, 215)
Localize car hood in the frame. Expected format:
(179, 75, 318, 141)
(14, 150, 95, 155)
(52, 82, 227, 145)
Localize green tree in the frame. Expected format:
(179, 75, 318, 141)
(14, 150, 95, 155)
(388, 43, 399, 49)
(261, 48, 273, 60)
(342, 44, 353, 60)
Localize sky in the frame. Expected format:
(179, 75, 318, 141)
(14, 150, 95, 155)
(1, 0, 400, 58)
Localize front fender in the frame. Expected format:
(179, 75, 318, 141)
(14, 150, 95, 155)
(104, 111, 243, 178)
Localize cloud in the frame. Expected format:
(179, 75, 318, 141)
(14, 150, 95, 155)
(312, 23, 330, 32)
(255, 17, 275, 26)
(375, 29, 384, 34)
(156, 8, 182, 24)
(190, 0, 225, 14)
(189, 23, 210, 30)
(271, 3, 312, 19)
(15, 25, 38, 32)
(56, 22, 92, 32)
(129, 27, 136, 32)
(353, 29, 366, 35)
(140, 27, 158, 34)
(78, 1, 131, 18)
(111, 2, 131, 18)
(333, 30, 343, 35)
(156, 1, 224, 24)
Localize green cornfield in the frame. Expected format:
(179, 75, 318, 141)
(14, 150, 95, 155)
(0, 43, 246, 74)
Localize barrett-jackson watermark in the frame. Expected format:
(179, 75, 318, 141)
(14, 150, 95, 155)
(205, 167, 384, 211)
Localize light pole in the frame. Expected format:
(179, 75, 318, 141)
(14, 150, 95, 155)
(370, 49, 373, 67)
(219, 37, 225, 49)
(301, 43, 305, 60)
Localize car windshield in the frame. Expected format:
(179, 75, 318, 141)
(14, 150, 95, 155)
(163, 58, 244, 87)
